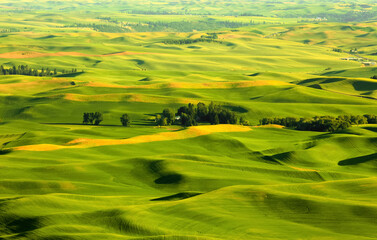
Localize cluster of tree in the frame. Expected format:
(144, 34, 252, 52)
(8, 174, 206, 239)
(297, 18, 328, 23)
(130, 20, 255, 32)
(332, 48, 343, 53)
(66, 23, 128, 33)
(0, 65, 79, 77)
(67, 18, 278, 34)
(122, 10, 183, 15)
(364, 114, 377, 124)
(0, 28, 20, 33)
(259, 115, 373, 132)
(156, 102, 249, 127)
(289, 11, 377, 23)
(164, 33, 221, 45)
(371, 75, 377, 79)
(163, 38, 222, 45)
(82, 112, 132, 127)
(83, 112, 103, 125)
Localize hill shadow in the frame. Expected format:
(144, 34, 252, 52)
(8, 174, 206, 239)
(320, 70, 347, 76)
(352, 81, 377, 91)
(3, 215, 41, 237)
(37, 35, 58, 39)
(338, 153, 377, 166)
(55, 72, 84, 78)
(363, 127, 377, 133)
(151, 192, 202, 201)
(223, 105, 248, 113)
(154, 173, 184, 184)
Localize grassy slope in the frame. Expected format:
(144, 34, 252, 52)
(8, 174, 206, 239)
(0, 5, 377, 240)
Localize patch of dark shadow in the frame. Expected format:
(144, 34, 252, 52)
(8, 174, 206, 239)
(0, 148, 12, 155)
(29, 96, 54, 102)
(249, 151, 264, 158)
(267, 152, 293, 163)
(248, 72, 260, 77)
(356, 33, 369, 38)
(55, 72, 84, 78)
(314, 172, 325, 181)
(315, 41, 327, 45)
(0, 196, 23, 203)
(187, 46, 201, 49)
(363, 127, 377, 133)
(37, 35, 57, 39)
(16, 106, 32, 115)
(224, 42, 236, 47)
(0, 34, 9, 38)
(310, 132, 338, 140)
(151, 192, 202, 201)
(341, 26, 354, 31)
(297, 78, 323, 85)
(308, 84, 322, 89)
(5, 216, 41, 234)
(370, 52, 377, 56)
(223, 105, 248, 113)
(338, 153, 377, 166)
(148, 160, 164, 174)
(353, 81, 377, 91)
(131, 59, 145, 65)
(361, 91, 374, 96)
(299, 77, 346, 85)
(139, 77, 152, 82)
(92, 60, 102, 67)
(358, 95, 377, 100)
(261, 155, 283, 165)
(320, 70, 346, 76)
(303, 141, 317, 150)
(154, 173, 183, 184)
(321, 78, 346, 84)
(250, 96, 262, 100)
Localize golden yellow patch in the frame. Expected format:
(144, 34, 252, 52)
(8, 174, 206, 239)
(253, 124, 285, 129)
(0, 51, 156, 59)
(15, 125, 252, 152)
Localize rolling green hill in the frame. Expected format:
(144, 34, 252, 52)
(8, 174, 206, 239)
(0, 1, 377, 239)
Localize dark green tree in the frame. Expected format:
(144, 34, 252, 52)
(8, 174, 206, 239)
(93, 112, 103, 125)
(120, 114, 131, 127)
(162, 108, 175, 125)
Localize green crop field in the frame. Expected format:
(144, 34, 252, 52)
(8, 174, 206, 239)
(0, 0, 377, 239)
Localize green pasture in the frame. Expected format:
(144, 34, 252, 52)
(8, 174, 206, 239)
(0, 1, 377, 239)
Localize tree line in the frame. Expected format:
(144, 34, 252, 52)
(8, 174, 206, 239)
(163, 38, 222, 45)
(259, 114, 376, 132)
(164, 33, 222, 45)
(66, 19, 260, 33)
(0, 65, 79, 77)
(155, 102, 250, 127)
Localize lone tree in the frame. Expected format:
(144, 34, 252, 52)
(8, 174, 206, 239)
(120, 114, 131, 127)
(371, 75, 377, 79)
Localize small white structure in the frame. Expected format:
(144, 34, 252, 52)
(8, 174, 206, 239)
(341, 57, 361, 61)
(362, 62, 376, 66)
